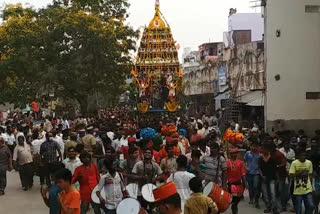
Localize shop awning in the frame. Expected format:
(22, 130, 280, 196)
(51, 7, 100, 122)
(237, 90, 265, 106)
(214, 91, 230, 100)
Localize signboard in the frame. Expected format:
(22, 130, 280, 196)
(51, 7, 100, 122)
(218, 66, 227, 86)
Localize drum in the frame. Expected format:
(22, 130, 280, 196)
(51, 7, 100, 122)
(126, 183, 139, 199)
(91, 185, 106, 204)
(203, 182, 232, 213)
(116, 198, 141, 214)
(141, 183, 157, 202)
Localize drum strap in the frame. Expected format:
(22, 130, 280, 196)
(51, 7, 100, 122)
(119, 172, 126, 189)
(214, 156, 221, 184)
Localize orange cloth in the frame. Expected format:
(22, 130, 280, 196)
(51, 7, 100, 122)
(30, 101, 39, 112)
(60, 189, 81, 214)
(159, 146, 181, 159)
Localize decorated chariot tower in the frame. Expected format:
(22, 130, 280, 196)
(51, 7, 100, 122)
(131, 0, 183, 113)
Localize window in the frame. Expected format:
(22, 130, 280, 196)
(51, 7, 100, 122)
(306, 92, 320, 100)
(209, 48, 214, 56)
(305, 5, 320, 13)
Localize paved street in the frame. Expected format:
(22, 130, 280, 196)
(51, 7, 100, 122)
(0, 171, 295, 214)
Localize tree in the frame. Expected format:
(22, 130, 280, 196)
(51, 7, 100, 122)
(0, 0, 137, 115)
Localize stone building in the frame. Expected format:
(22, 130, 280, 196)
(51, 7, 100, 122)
(264, 0, 320, 135)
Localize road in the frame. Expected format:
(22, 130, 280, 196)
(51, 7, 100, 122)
(0, 171, 294, 214)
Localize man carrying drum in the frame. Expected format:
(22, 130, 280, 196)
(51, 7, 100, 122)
(202, 142, 227, 189)
(96, 158, 128, 214)
(226, 148, 246, 214)
(132, 147, 164, 210)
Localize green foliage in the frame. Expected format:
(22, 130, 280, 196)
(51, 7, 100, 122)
(0, 0, 137, 114)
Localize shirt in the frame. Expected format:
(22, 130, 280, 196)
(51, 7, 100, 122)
(244, 151, 260, 175)
(226, 159, 245, 183)
(7, 133, 16, 146)
(0, 145, 11, 168)
(1, 133, 8, 143)
(59, 189, 81, 214)
(202, 155, 227, 186)
(184, 192, 218, 214)
(273, 150, 287, 177)
(226, 159, 245, 194)
(63, 158, 82, 190)
(51, 136, 64, 158)
(31, 139, 45, 154)
(13, 144, 33, 165)
(132, 161, 162, 195)
(200, 146, 211, 158)
(167, 171, 195, 212)
(289, 160, 313, 195)
(112, 139, 121, 152)
(258, 156, 277, 180)
(49, 183, 61, 214)
(72, 164, 100, 202)
(160, 157, 178, 174)
(279, 147, 296, 173)
(308, 151, 320, 176)
(118, 146, 140, 160)
(40, 140, 60, 164)
(97, 172, 125, 210)
(187, 163, 205, 178)
(120, 159, 139, 184)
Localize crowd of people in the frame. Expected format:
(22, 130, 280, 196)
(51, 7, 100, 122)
(0, 107, 320, 214)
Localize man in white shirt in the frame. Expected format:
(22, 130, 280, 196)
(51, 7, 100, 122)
(0, 127, 8, 144)
(279, 141, 295, 173)
(96, 158, 127, 213)
(167, 155, 195, 212)
(51, 129, 64, 158)
(31, 132, 45, 155)
(63, 147, 82, 190)
(13, 136, 33, 191)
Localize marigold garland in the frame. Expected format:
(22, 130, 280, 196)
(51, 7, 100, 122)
(223, 128, 243, 144)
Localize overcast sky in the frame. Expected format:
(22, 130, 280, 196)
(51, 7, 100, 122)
(1, 0, 259, 51)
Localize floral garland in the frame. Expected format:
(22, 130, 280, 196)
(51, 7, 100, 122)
(161, 125, 177, 136)
(223, 129, 243, 144)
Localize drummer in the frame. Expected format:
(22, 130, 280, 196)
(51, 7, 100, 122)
(226, 148, 246, 214)
(132, 147, 163, 209)
(120, 147, 139, 184)
(96, 158, 128, 214)
(160, 144, 177, 180)
(152, 182, 182, 214)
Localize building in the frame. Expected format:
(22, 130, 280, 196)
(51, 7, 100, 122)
(220, 41, 265, 126)
(199, 42, 224, 62)
(182, 43, 223, 115)
(224, 12, 264, 48)
(264, 0, 320, 135)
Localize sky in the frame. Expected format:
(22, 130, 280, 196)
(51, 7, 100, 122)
(1, 0, 260, 52)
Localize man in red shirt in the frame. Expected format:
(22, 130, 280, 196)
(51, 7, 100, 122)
(270, 143, 288, 211)
(30, 100, 39, 120)
(159, 137, 181, 160)
(72, 151, 101, 214)
(226, 148, 246, 214)
(117, 137, 139, 160)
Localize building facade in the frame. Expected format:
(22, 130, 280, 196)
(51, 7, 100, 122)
(264, 0, 320, 135)
(224, 12, 264, 48)
(182, 43, 223, 115)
